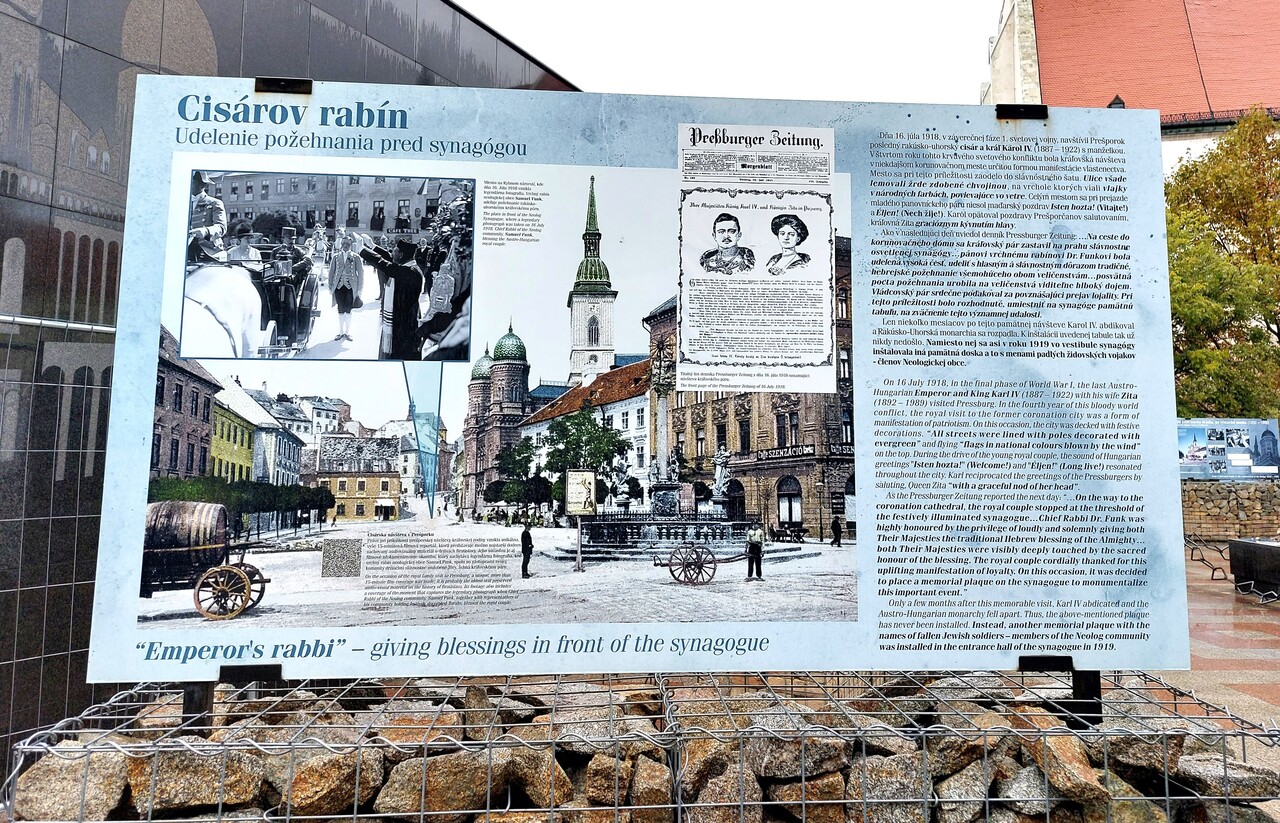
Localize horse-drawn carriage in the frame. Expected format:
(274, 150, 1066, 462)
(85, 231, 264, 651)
(140, 501, 268, 620)
(183, 248, 320, 359)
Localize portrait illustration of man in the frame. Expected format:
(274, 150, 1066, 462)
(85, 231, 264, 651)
(699, 212, 755, 274)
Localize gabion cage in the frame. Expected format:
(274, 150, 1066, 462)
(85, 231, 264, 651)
(4, 671, 1278, 823)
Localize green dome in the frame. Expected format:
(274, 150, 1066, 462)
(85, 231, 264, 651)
(470, 347, 494, 379)
(575, 257, 612, 285)
(492, 324, 526, 361)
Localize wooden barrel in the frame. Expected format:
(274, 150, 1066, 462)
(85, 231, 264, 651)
(144, 501, 228, 551)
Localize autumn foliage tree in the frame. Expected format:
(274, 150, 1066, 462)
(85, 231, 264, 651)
(1165, 108, 1280, 416)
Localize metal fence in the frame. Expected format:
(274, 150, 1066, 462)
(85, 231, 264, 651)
(5, 671, 1278, 822)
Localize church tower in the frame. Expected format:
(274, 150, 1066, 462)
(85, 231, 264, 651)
(567, 176, 617, 385)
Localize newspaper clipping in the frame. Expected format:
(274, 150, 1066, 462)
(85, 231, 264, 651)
(677, 124, 836, 393)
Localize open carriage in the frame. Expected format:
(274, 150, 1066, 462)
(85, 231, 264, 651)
(139, 501, 269, 620)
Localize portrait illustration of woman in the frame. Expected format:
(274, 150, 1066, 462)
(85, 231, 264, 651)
(766, 213, 810, 275)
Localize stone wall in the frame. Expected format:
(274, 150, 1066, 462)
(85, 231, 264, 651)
(1181, 480, 1280, 538)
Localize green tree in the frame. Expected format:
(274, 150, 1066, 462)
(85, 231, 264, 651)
(542, 405, 631, 477)
(1167, 206, 1280, 416)
(252, 210, 304, 243)
(495, 437, 536, 482)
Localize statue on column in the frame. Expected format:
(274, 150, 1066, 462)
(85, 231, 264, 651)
(667, 448, 681, 483)
(712, 444, 731, 497)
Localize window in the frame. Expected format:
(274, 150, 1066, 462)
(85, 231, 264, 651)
(186, 443, 195, 473)
(320, 479, 330, 489)
(276, 178, 284, 193)
(151, 432, 161, 468)
(155, 376, 165, 406)
(675, 392, 685, 408)
(380, 479, 390, 492)
(290, 177, 299, 193)
(203, 398, 211, 422)
(243, 209, 253, 221)
(716, 423, 727, 450)
(356, 504, 366, 516)
(841, 408, 853, 443)
(172, 383, 183, 412)
(789, 412, 799, 445)
(348, 176, 360, 184)
(199, 446, 208, 475)
(336, 503, 346, 516)
(696, 429, 706, 456)
(587, 316, 599, 346)
(398, 199, 409, 217)
(621, 411, 629, 429)
(636, 446, 645, 468)
(307, 177, 317, 192)
(695, 391, 706, 403)
(839, 348, 851, 379)
(357, 479, 366, 492)
(636, 407, 644, 428)
(603, 414, 614, 429)
(244, 182, 253, 201)
(228, 210, 239, 222)
(190, 390, 199, 417)
(777, 476, 803, 525)
(169, 439, 179, 470)
(306, 209, 317, 228)
(229, 183, 238, 199)
(676, 430, 686, 455)
(837, 289, 849, 320)
(374, 176, 386, 183)
(738, 417, 751, 453)
(776, 414, 787, 448)
(338, 479, 347, 492)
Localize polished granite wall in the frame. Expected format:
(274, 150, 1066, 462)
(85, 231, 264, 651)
(0, 0, 573, 769)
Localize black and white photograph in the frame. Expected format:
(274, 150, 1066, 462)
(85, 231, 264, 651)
(1226, 428, 1251, 448)
(180, 169, 473, 362)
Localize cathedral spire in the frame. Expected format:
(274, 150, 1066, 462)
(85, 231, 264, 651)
(573, 176, 611, 289)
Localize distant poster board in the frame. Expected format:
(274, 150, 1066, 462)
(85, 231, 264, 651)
(565, 471, 597, 516)
(1179, 418, 1280, 479)
(89, 76, 1187, 682)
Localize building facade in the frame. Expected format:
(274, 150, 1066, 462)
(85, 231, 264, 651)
(151, 327, 221, 480)
(317, 435, 402, 521)
(0, 0, 574, 759)
(211, 400, 254, 483)
(647, 237, 855, 533)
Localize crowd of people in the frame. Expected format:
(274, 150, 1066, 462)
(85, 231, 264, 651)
(186, 170, 473, 361)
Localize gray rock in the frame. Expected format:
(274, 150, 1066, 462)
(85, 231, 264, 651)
(995, 764, 1066, 816)
(1176, 800, 1276, 823)
(845, 752, 933, 823)
(923, 710, 1010, 777)
(363, 702, 464, 761)
(125, 735, 265, 814)
(929, 673, 1018, 703)
(765, 770, 845, 823)
(13, 740, 131, 821)
(1082, 769, 1168, 823)
(373, 751, 506, 823)
(585, 753, 634, 805)
(1175, 754, 1280, 800)
(187, 807, 267, 820)
(629, 756, 674, 823)
(935, 758, 996, 823)
(463, 685, 500, 741)
(740, 707, 849, 780)
(687, 766, 762, 823)
(500, 742, 574, 808)
(1082, 718, 1188, 774)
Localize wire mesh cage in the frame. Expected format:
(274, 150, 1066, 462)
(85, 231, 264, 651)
(4, 671, 1278, 823)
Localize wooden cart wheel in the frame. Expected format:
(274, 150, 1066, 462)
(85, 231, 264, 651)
(193, 565, 252, 620)
(233, 562, 267, 611)
(689, 545, 717, 585)
(667, 545, 694, 583)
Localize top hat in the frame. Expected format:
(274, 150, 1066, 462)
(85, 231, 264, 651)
(281, 226, 297, 239)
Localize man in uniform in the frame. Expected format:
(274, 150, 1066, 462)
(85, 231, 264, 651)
(188, 170, 226, 263)
(358, 236, 423, 360)
(270, 227, 311, 287)
(520, 522, 534, 578)
(699, 212, 755, 274)
(745, 521, 766, 580)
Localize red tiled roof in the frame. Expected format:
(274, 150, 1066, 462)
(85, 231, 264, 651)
(521, 359, 650, 426)
(1032, 0, 1280, 118)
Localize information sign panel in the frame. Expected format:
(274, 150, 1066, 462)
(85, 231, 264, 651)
(88, 76, 1187, 681)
